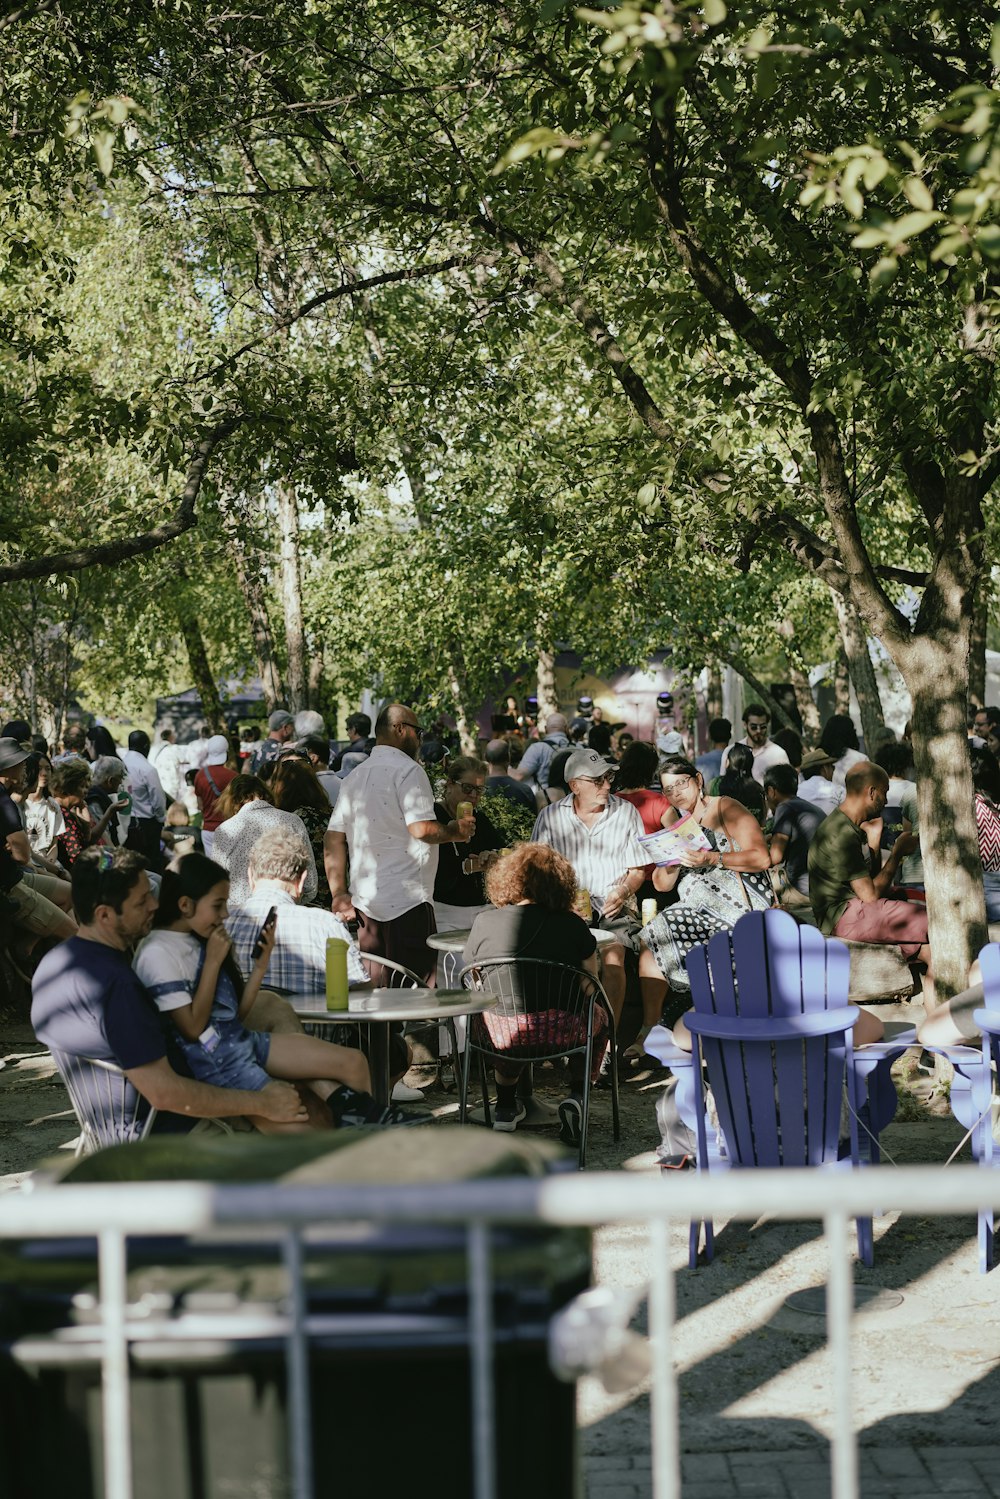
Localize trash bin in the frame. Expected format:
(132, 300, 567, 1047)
(0, 1132, 589, 1499)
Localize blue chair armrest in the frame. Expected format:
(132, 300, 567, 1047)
(972, 1009, 1000, 1039)
(686, 1007, 858, 1042)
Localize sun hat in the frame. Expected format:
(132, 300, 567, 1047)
(800, 748, 836, 773)
(0, 737, 30, 772)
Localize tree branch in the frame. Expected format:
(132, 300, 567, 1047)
(193, 255, 491, 383)
(0, 419, 237, 584)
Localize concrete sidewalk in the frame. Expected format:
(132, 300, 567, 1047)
(585, 1445, 1000, 1497)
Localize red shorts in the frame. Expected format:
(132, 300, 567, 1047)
(833, 897, 928, 959)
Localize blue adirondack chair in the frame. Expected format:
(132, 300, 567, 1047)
(646, 909, 913, 1268)
(930, 943, 1000, 1273)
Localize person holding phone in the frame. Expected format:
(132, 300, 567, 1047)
(134, 852, 426, 1130)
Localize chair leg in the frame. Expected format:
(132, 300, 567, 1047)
(857, 1216, 874, 1269)
(688, 1220, 701, 1269)
(458, 1039, 471, 1124)
(610, 1032, 621, 1143)
(479, 1053, 493, 1128)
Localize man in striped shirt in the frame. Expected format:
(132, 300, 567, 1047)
(530, 747, 646, 1023)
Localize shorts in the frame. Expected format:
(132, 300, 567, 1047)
(595, 912, 642, 954)
(179, 1024, 272, 1092)
(357, 901, 437, 987)
(833, 897, 929, 959)
(8, 878, 70, 937)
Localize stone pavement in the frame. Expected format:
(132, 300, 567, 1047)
(584, 1444, 1000, 1496)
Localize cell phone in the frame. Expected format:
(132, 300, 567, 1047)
(251, 906, 277, 961)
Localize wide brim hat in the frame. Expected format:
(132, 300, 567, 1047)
(0, 737, 29, 772)
(800, 748, 836, 773)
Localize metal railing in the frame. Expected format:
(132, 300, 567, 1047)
(3, 1165, 1000, 1499)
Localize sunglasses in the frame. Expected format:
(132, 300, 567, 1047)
(456, 782, 484, 796)
(581, 773, 615, 785)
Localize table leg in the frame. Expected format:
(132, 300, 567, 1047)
(369, 1023, 391, 1109)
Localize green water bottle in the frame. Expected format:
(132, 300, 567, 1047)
(326, 936, 349, 1011)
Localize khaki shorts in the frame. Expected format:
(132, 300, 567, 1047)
(21, 866, 72, 906)
(8, 878, 73, 937)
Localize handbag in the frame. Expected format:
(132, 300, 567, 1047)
(717, 801, 777, 910)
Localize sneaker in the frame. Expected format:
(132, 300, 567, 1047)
(558, 1096, 583, 1148)
(493, 1100, 527, 1133)
(391, 1081, 425, 1102)
(330, 1085, 432, 1129)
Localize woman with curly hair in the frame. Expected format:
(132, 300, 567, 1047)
(51, 759, 126, 868)
(461, 842, 607, 1143)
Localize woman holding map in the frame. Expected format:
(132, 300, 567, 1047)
(636, 755, 772, 1038)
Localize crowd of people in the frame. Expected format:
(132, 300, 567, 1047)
(3, 688, 1000, 1150)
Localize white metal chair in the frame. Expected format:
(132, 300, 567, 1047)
(49, 1048, 157, 1156)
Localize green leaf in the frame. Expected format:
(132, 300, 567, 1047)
(704, 0, 727, 26)
(901, 177, 934, 212)
(976, 224, 1000, 259)
(92, 131, 114, 177)
(869, 255, 899, 288)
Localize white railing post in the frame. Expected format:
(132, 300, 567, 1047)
(825, 1209, 857, 1499)
(98, 1227, 132, 1499)
(649, 1215, 680, 1499)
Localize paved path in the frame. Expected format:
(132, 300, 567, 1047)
(584, 1444, 1000, 1496)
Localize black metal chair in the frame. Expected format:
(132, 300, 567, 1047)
(49, 1048, 157, 1156)
(457, 958, 620, 1168)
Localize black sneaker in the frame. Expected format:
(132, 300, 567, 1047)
(330, 1085, 432, 1128)
(558, 1096, 583, 1147)
(493, 1100, 527, 1133)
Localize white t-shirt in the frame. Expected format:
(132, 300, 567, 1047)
(832, 747, 867, 788)
(23, 795, 65, 858)
(327, 745, 437, 921)
(133, 929, 201, 1015)
(798, 775, 845, 817)
(720, 738, 790, 785)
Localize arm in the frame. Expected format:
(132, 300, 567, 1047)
(169, 927, 231, 1041)
(324, 828, 355, 918)
(408, 815, 475, 845)
(769, 833, 790, 868)
(677, 798, 770, 873)
(849, 832, 918, 903)
(87, 797, 127, 843)
(124, 1056, 308, 1123)
(602, 866, 649, 917)
(6, 827, 32, 864)
(237, 921, 277, 1020)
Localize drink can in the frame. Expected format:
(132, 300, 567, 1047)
(456, 801, 473, 820)
(641, 897, 658, 928)
(325, 936, 349, 1011)
(574, 888, 593, 922)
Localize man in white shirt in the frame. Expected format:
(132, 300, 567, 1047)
(530, 746, 647, 1026)
(149, 728, 186, 802)
(324, 703, 474, 985)
(121, 731, 167, 868)
(720, 704, 790, 785)
(797, 747, 846, 816)
(183, 723, 213, 776)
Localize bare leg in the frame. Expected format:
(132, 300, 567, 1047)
(266, 1034, 371, 1094)
(599, 942, 626, 1025)
(851, 1005, 884, 1045)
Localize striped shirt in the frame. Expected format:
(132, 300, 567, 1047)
(226, 884, 366, 996)
(530, 793, 645, 908)
(976, 794, 1000, 872)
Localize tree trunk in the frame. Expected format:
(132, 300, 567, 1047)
(174, 568, 225, 730)
(775, 618, 821, 746)
(447, 663, 477, 754)
(219, 490, 285, 713)
(308, 649, 325, 718)
(830, 587, 884, 750)
(277, 480, 307, 714)
(970, 583, 988, 710)
(535, 637, 559, 722)
(903, 631, 986, 1003)
(834, 649, 851, 717)
(722, 649, 798, 733)
(706, 661, 723, 721)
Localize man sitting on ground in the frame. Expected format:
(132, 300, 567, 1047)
(763, 763, 825, 907)
(807, 761, 926, 1010)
